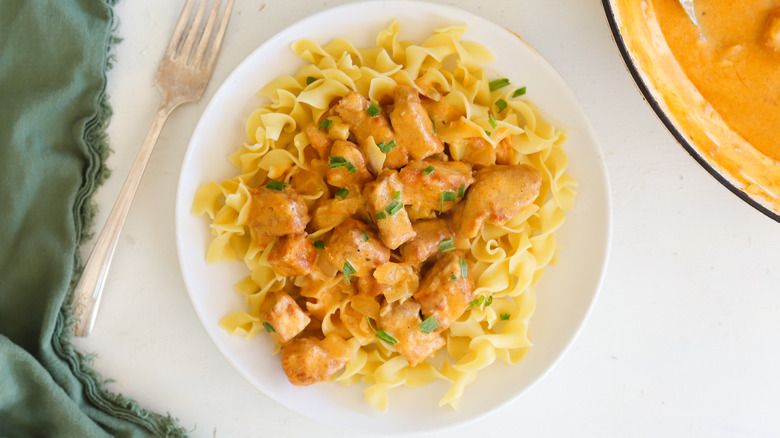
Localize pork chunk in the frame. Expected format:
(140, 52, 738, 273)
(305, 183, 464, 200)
(363, 170, 415, 249)
(450, 137, 496, 169)
(305, 122, 333, 159)
(260, 291, 311, 344)
(323, 219, 391, 279)
(452, 164, 542, 239)
(309, 194, 362, 231)
(248, 186, 310, 236)
(379, 299, 446, 367)
(334, 91, 408, 169)
(389, 85, 444, 161)
(399, 219, 455, 265)
(413, 253, 474, 332)
(268, 233, 316, 277)
(326, 140, 373, 189)
(398, 160, 474, 215)
(281, 333, 351, 386)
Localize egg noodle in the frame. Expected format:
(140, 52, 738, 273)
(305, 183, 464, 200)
(192, 20, 576, 410)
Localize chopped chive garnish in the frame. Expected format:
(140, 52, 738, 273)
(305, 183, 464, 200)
(495, 99, 507, 112)
(362, 232, 369, 242)
(489, 78, 510, 92)
(377, 140, 396, 154)
(393, 190, 401, 200)
(262, 321, 276, 333)
(306, 76, 317, 85)
(334, 188, 349, 199)
(485, 130, 492, 137)
(266, 179, 289, 191)
(500, 312, 511, 321)
(460, 257, 468, 278)
(422, 165, 435, 176)
(512, 86, 527, 97)
(313, 240, 325, 250)
(419, 316, 439, 334)
(366, 101, 381, 117)
(450, 273, 457, 281)
(439, 239, 456, 253)
(457, 183, 466, 198)
(488, 113, 497, 129)
(385, 200, 403, 216)
(367, 317, 398, 345)
(342, 260, 357, 283)
(431, 118, 437, 135)
(328, 156, 357, 173)
(375, 211, 387, 220)
(485, 296, 493, 306)
(318, 117, 332, 130)
(470, 296, 485, 308)
(440, 191, 456, 211)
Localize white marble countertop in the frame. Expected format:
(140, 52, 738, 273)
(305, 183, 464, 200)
(73, 0, 780, 436)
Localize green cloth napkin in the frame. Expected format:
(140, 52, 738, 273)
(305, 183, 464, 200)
(0, 1, 187, 436)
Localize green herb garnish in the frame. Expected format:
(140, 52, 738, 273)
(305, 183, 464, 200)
(334, 188, 349, 199)
(470, 296, 485, 308)
(377, 140, 396, 154)
(328, 156, 357, 173)
(450, 273, 457, 281)
(419, 316, 439, 334)
(318, 117, 332, 130)
(266, 179, 289, 191)
(457, 183, 466, 198)
(489, 113, 497, 130)
(460, 257, 468, 278)
(500, 313, 511, 321)
(366, 101, 381, 117)
(362, 232, 369, 242)
(438, 239, 456, 253)
(342, 260, 357, 283)
(375, 211, 387, 220)
(489, 78, 510, 92)
(385, 200, 403, 216)
(440, 191, 456, 212)
(393, 190, 401, 200)
(495, 99, 507, 112)
(262, 321, 276, 333)
(422, 165, 435, 176)
(306, 76, 317, 85)
(431, 118, 438, 135)
(485, 296, 493, 306)
(367, 317, 398, 345)
(512, 86, 527, 97)
(313, 240, 325, 250)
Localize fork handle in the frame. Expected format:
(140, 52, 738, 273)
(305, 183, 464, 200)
(72, 99, 178, 337)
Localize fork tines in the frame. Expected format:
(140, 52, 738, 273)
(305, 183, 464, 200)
(167, 0, 235, 70)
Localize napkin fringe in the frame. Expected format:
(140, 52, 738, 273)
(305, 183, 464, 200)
(55, 1, 189, 436)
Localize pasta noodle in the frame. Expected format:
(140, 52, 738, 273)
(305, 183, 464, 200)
(193, 20, 576, 410)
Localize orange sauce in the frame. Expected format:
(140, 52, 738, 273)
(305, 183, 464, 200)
(652, 0, 780, 161)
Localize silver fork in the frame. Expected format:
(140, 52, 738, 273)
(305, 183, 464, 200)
(72, 0, 235, 337)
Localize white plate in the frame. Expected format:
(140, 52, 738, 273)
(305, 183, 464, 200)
(175, 1, 611, 434)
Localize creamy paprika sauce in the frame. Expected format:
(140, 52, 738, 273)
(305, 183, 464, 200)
(652, 0, 780, 161)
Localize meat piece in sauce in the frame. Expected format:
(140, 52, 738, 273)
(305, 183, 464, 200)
(389, 85, 444, 161)
(413, 252, 474, 333)
(363, 170, 416, 249)
(260, 291, 311, 344)
(452, 164, 542, 239)
(290, 169, 329, 210)
(322, 218, 390, 278)
(305, 122, 333, 159)
(309, 194, 362, 231)
(399, 219, 455, 265)
(281, 333, 352, 386)
(379, 299, 445, 367)
(398, 159, 474, 215)
(495, 137, 515, 165)
(248, 185, 309, 236)
(325, 140, 373, 189)
(372, 262, 418, 303)
(268, 233, 316, 277)
(450, 137, 495, 169)
(334, 91, 409, 169)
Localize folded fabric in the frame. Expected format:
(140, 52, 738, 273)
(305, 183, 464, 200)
(0, 1, 186, 436)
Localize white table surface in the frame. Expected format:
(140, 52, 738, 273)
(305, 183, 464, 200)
(73, 0, 780, 437)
